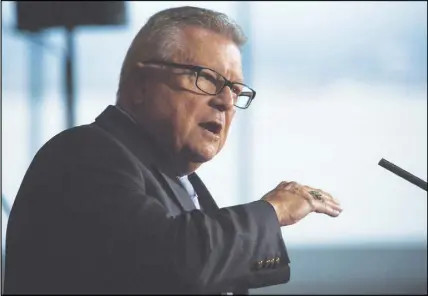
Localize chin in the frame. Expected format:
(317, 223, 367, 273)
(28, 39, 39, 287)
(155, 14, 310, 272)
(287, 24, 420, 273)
(190, 145, 220, 163)
(192, 151, 216, 163)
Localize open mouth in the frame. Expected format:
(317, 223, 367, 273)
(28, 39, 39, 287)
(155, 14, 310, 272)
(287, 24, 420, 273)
(199, 121, 222, 135)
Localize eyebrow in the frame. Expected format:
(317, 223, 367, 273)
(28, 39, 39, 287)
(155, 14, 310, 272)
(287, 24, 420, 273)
(145, 60, 246, 85)
(212, 67, 244, 84)
(223, 69, 244, 85)
(233, 76, 245, 84)
(182, 57, 242, 83)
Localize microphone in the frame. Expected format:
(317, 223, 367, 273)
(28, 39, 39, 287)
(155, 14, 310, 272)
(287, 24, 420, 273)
(378, 158, 427, 191)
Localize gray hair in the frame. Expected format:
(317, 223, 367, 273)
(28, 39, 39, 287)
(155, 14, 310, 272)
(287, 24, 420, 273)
(117, 6, 247, 101)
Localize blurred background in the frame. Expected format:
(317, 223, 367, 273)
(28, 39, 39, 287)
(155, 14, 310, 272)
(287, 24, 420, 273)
(1, 1, 427, 294)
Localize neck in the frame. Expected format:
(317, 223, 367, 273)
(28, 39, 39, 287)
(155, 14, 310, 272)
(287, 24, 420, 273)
(117, 104, 202, 178)
(171, 159, 202, 178)
(155, 148, 202, 178)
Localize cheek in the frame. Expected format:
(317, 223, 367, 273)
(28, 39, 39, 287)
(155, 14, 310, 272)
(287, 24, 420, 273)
(171, 99, 201, 143)
(219, 111, 236, 145)
(144, 87, 184, 123)
(219, 127, 230, 149)
(137, 88, 186, 142)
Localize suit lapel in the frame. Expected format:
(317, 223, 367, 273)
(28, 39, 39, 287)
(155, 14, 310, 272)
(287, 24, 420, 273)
(156, 170, 197, 212)
(94, 105, 198, 213)
(188, 173, 219, 213)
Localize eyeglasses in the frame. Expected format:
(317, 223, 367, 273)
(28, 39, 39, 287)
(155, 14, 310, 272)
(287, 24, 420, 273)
(139, 61, 256, 109)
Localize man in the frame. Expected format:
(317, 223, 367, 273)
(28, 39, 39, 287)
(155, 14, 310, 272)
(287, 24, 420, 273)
(4, 6, 343, 295)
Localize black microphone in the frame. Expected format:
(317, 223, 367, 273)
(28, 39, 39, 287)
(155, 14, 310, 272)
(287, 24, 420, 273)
(378, 158, 427, 191)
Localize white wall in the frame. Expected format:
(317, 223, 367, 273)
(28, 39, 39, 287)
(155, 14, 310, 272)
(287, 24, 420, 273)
(2, 1, 427, 248)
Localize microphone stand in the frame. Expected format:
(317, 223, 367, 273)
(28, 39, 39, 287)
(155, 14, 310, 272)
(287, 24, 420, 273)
(378, 158, 427, 191)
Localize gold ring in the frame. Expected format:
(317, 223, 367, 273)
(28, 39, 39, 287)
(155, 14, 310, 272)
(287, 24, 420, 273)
(309, 190, 323, 201)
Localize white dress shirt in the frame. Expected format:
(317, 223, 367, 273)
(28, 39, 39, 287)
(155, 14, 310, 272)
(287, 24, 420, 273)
(178, 175, 201, 210)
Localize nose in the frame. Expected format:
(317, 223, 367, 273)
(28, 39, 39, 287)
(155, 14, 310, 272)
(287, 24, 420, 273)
(209, 86, 234, 112)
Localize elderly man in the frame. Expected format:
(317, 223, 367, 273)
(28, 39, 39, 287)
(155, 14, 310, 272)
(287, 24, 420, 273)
(4, 6, 342, 295)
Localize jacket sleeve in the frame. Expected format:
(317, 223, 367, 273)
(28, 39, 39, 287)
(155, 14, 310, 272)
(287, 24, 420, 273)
(46, 127, 291, 293)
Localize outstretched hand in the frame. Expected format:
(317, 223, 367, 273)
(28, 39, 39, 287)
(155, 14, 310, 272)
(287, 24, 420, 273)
(261, 181, 343, 226)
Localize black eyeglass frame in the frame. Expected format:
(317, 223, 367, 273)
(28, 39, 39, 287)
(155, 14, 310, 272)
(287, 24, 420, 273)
(139, 60, 256, 109)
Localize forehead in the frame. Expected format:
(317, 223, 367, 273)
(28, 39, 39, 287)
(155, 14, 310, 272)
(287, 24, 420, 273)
(175, 26, 244, 82)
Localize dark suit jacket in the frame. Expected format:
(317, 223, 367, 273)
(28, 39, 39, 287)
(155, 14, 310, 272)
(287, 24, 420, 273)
(4, 105, 290, 295)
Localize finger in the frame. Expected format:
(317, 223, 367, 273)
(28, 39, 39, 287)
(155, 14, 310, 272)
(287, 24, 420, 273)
(300, 189, 318, 211)
(302, 190, 342, 216)
(322, 199, 343, 214)
(318, 189, 340, 204)
(316, 200, 342, 217)
(323, 203, 341, 217)
(304, 185, 340, 205)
